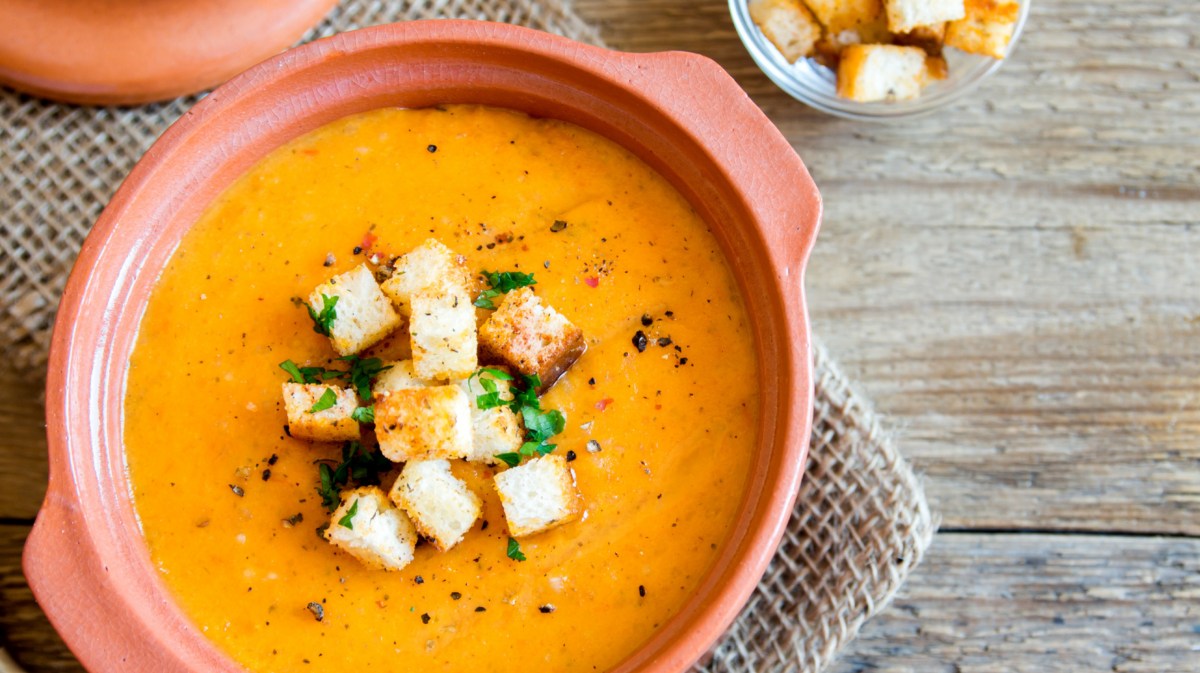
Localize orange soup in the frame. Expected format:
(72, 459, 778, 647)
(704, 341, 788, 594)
(125, 105, 758, 672)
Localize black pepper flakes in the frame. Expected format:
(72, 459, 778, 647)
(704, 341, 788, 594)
(539, 604, 556, 614)
(632, 331, 648, 353)
(550, 220, 568, 232)
(657, 337, 673, 347)
(421, 613, 431, 624)
(229, 484, 245, 497)
(306, 602, 325, 622)
(588, 377, 596, 385)
(680, 357, 689, 365)
(641, 314, 653, 327)
(261, 469, 272, 481)
(450, 592, 462, 600)
(415, 576, 425, 585)
(481, 520, 489, 531)
(475, 606, 487, 612)
(268, 454, 279, 466)
(352, 246, 363, 255)
(566, 450, 577, 462)
(639, 585, 646, 598)
(427, 144, 438, 153)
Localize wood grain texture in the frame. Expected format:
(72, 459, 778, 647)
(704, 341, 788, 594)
(575, 0, 1200, 534)
(0, 367, 46, 519)
(4, 527, 1197, 672)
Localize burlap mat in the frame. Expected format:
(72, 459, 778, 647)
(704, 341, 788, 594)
(0, 1, 934, 671)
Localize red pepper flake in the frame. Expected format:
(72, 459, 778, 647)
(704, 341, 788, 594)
(301, 149, 319, 156)
(595, 398, 614, 411)
(360, 232, 378, 252)
(584, 276, 599, 288)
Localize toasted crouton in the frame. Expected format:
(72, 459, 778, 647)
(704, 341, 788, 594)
(410, 288, 478, 381)
(282, 382, 360, 441)
(837, 44, 931, 102)
(812, 14, 893, 66)
(374, 385, 473, 463)
(493, 455, 583, 538)
(478, 287, 585, 392)
(459, 370, 523, 465)
(803, 0, 884, 34)
(371, 359, 431, 402)
(380, 239, 472, 316)
(325, 487, 417, 571)
(884, 0, 964, 33)
(308, 264, 401, 356)
(944, 0, 1019, 59)
(390, 460, 482, 550)
(749, 0, 822, 63)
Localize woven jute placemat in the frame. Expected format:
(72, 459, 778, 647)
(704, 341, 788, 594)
(0, 1, 934, 671)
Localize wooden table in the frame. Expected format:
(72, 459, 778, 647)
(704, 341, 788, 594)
(2, 0, 1197, 670)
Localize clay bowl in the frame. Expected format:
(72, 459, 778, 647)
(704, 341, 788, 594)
(26, 20, 821, 673)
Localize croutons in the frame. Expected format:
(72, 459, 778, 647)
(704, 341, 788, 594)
(390, 460, 482, 550)
(371, 359, 430, 401)
(374, 385, 473, 463)
(748, 0, 822, 63)
(944, 0, 1019, 59)
(884, 0, 965, 34)
(894, 22, 948, 55)
(478, 287, 585, 392)
(837, 44, 931, 102)
(282, 382, 360, 441)
(410, 288, 478, 381)
(308, 264, 401, 356)
(380, 238, 472, 316)
(325, 487, 418, 571)
(804, 0, 884, 34)
(459, 370, 523, 465)
(493, 455, 583, 538)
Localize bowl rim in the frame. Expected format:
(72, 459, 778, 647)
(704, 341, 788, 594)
(729, 0, 1032, 120)
(25, 19, 821, 673)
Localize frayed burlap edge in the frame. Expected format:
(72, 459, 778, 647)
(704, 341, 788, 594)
(0, 2, 934, 672)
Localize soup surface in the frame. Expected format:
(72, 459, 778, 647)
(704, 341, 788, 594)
(125, 105, 758, 673)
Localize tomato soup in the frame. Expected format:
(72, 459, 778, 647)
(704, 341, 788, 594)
(124, 105, 759, 672)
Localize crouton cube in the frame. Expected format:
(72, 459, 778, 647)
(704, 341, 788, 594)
(380, 239, 472, 316)
(374, 385, 472, 462)
(325, 487, 417, 571)
(282, 382, 360, 441)
(884, 0, 964, 34)
(478, 287, 585, 392)
(409, 288, 477, 381)
(494, 455, 583, 538)
(837, 44, 931, 102)
(812, 15, 893, 66)
(944, 0, 1019, 59)
(459, 370, 523, 465)
(390, 460, 482, 550)
(371, 359, 431, 402)
(803, 0, 884, 34)
(749, 0, 822, 63)
(308, 264, 401, 356)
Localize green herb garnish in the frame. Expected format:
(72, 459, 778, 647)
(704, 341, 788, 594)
(279, 359, 342, 384)
(308, 388, 338, 413)
(317, 441, 393, 512)
(351, 405, 375, 424)
(474, 270, 537, 309)
(338, 355, 392, 400)
(484, 371, 565, 466)
(338, 499, 359, 529)
(495, 453, 521, 468)
(307, 294, 339, 336)
(506, 537, 526, 562)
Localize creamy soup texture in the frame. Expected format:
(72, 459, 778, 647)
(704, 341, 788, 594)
(125, 105, 759, 672)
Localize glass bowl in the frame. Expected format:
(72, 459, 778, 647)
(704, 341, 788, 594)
(729, 0, 1031, 120)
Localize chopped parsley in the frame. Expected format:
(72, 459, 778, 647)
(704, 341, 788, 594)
(317, 441, 393, 511)
(351, 405, 375, 424)
(308, 388, 338, 413)
(338, 355, 392, 400)
(337, 499, 359, 529)
(506, 537, 526, 562)
(474, 270, 537, 309)
(474, 370, 565, 465)
(279, 359, 342, 384)
(307, 294, 339, 336)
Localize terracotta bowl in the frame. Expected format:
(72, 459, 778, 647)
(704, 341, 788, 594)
(26, 20, 821, 673)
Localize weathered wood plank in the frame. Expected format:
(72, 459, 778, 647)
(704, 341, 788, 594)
(574, 0, 1200, 534)
(0, 367, 46, 520)
(5, 527, 1196, 672)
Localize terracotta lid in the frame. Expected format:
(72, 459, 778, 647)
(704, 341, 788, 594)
(0, 0, 339, 105)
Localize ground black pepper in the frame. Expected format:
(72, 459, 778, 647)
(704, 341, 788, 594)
(632, 330, 648, 353)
